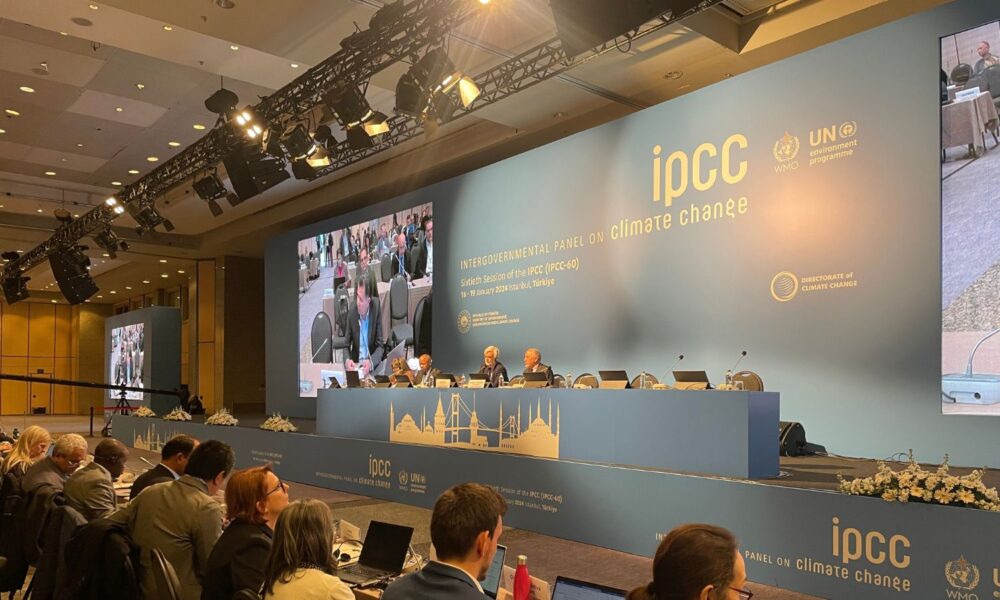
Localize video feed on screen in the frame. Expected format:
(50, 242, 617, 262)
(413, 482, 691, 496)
(941, 20, 1000, 415)
(298, 203, 433, 397)
(109, 323, 145, 401)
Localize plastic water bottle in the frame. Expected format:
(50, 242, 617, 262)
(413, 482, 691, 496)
(725, 370, 733, 387)
(513, 555, 530, 600)
(566, 372, 572, 390)
(498, 373, 505, 388)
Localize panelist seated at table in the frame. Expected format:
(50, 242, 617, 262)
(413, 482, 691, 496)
(344, 277, 384, 376)
(522, 347, 553, 387)
(478, 346, 508, 388)
(390, 357, 415, 386)
(415, 354, 441, 387)
(382, 482, 506, 600)
(389, 233, 412, 281)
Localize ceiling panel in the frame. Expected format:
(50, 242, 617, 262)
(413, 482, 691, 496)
(0, 30, 108, 87)
(65, 89, 168, 127)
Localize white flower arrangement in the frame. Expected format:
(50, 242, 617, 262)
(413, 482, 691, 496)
(206, 408, 239, 427)
(163, 407, 192, 422)
(839, 451, 1000, 512)
(133, 405, 156, 418)
(260, 413, 298, 433)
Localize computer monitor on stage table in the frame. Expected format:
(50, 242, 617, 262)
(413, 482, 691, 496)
(551, 576, 627, 600)
(598, 370, 630, 389)
(672, 370, 711, 390)
(523, 372, 548, 388)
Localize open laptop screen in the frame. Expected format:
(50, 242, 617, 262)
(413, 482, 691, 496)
(551, 576, 627, 600)
(358, 520, 414, 571)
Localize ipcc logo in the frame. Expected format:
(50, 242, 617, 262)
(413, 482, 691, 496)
(368, 454, 392, 479)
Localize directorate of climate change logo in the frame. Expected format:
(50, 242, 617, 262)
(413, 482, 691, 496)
(770, 271, 799, 302)
(457, 310, 471, 334)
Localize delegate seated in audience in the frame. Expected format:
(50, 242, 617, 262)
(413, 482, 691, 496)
(22, 433, 87, 493)
(130, 434, 199, 500)
(64, 438, 129, 521)
(391, 356, 415, 386)
(352, 246, 376, 291)
(333, 247, 348, 280)
(412, 218, 434, 279)
(522, 347, 553, 387)
(478, 346, 508, 388)
(260, 498, 353, 600)
(383, 483, 506, 600)
(627, 524, 750, 600)
(111, 439, 235, 600)
(974, 40, 1000, 75)
(390, 233, 411, 280)
(416, 353, 441, 387)
(0, 425, 51, 479)
(202, 464, 290, 600)
(344, 276, 384, 376)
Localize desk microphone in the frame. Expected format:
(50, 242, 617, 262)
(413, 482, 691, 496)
(965, 328, 1000, 376)
(668, 354, 684, 372)
(728, 350, 748, 375)
(139, 456, 155, 468)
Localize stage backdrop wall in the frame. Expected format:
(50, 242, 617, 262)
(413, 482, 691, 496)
(105, 307, 180, 414)
(267, 0, 1000, 467)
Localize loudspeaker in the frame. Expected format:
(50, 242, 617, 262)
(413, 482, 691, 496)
(223, 145, 290, 202)
(549, 0, 702, 57)
(49, 250, 98, 305)
(779, 421, 826, 457)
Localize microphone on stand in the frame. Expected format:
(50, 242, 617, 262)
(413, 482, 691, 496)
(668, 354, 684, 373)
(729, 350, 748, 373)
(965, 328, 1000, 376)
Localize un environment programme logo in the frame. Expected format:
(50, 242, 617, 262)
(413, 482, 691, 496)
(945, 556, 980, 592)
(770, 271, 799, 302)
(457, 310, 471, 334)
(773, 120, 859, 173)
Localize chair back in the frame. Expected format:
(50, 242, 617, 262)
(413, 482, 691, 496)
(389, 275, 409, 322)
(412, 296, 427, 356)
(983, 65, 1000, 99)
(574, 373, 599, 388)
(311, 312, 333, 363)
(630, 372, 658, 389)
(508, 375, 525, 386)
(334, 287, 350, 336)
(552, 374, 567, 388)
(234, 589, 261, 600)
(380, 254, 391, 282)
(731, 370, 764, 391)
(952, 63, 973, 85)
(150, 548, 182, 600)
(965, 75, 989, 94)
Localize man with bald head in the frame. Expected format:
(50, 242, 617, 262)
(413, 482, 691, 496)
(522, 347, 554, 387)
(65, 438, 130, 520)
(390, 232, 411, 280)
(974, 40, 1000, 75)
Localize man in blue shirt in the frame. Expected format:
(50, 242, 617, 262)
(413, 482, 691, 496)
(383, 483, 506, 600)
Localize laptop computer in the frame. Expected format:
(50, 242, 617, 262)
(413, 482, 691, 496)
(523, 372, 548, 388)
(376, 341, 408, 377)
(551, 576, 627, 600)
(673, 370, 711, 390)
(598, 370, 631, 389)
(336, 520, 414, 586)
(467, 373, 489, 389)
(345, 370, 362, 388)
(373, 375, 392, 388)
(435, 373, 457, 388)
(482, 544, 506, 599)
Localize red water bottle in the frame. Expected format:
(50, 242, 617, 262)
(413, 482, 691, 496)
(513, 554, 530, 600)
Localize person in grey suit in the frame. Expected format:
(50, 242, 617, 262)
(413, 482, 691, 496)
(382, 483, 506, 600)
(22, 433, 88, 493)
(416, 354, 441, 387)
(111, 440, 235, 600)
(64, 438, 128, 521)
(522, 347, 554, 387)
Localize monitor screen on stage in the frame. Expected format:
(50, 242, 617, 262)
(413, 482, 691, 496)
(297, 202, 433, 397)
(940, 19, 1000, 415)
(109, 323, 145, 401)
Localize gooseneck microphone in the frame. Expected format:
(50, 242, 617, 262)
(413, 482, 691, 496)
(668, 354, 684, 372)
(965, 328, 1000, 376)
(729, 350, 748, 374)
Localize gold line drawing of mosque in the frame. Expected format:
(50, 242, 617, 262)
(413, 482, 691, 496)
(389, 392, 560, 459)
(133, 421, 180, 453)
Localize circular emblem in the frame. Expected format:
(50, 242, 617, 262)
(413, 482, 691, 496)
(773, 132, 800, 163)
(945, 556, 979, 590)
(839, 120, 857, 138)
(457, 310, 471, 334)
(770, 271, 799, 302)
(398, 469, 409, 486)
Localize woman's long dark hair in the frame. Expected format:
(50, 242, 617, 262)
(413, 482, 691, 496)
(261, 499, 336, 595)
(627, 524, 737, 600)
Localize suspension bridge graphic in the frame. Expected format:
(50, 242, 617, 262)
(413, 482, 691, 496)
(389, 392, 560, 459)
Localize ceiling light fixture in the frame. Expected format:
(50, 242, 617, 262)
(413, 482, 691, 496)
(142, 280, 150, 284)
(216, 0, 236, 8)
(76, 143, 84, 147)
(230, 44, 239, 51)
(59, 31, 68, 36)
(0, 129, 5, 134)
(193, 123, 206, 130)
(177, 270, 185, 274)
(93, 228, 128, 258)
(163, 25, 173, 31)
(115, 107, 123, 112)
(664, 71, 683, 80)
(128, 169, 139, 174)
(89, 4, 99, 9)
(111, 181, 122, 186)
(19, 86, 35, 93)
(193, 172, 227, 216)
(5, 109, 20, 117)
(159, 259, 167, 263)
(146, 156, 159, 162)
(161, 273, 169, 278)
(168, 141, 180, 147)
(136, 83, 145, 90)
(290, 63, 299, 68)
(44, 172, 56, 176)
(129, 203, 173, 234)
(36, 208, 44, 213)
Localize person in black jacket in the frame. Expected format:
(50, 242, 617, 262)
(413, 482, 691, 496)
(344, 276, 384, 375)
(202, 465, 290, 599)
(129, 435, 198, 500)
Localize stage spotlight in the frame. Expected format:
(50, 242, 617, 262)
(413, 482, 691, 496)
(233, 107, 265, 140)
(313, 124, 337, 148)
(128, 203, 174, 235)
(394, 48, 475, 117)
(194, 172, 228, 216)
(456, 76, 480, 107)
(54, 208, 74, 224)
(1, 273, 29, 304)
(281, 125, 317, 160)
(369, 0, 405, 30)
(363, 111, 390, 136)
(93, 228, 127, 259)
(105, 196, 126, 215)
(204, 87, 240, 116)
(49, 245, 97, 305)
(305, 146, 331, 168)
(346, 127, 375, 150)
(326, 86, 374, 129)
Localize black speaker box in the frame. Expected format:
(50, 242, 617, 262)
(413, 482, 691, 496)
(549, 0, 702, 57)
(49, 251, 98, 305)
(779, 421, 826, 457)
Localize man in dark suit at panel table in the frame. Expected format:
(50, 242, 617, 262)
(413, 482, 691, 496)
(522, 347, 554, 387)
(130, 434, 199, 500)
(382, 483, 506, 600)
(344, 275, 385, 377)
(478, 346, 508, 388)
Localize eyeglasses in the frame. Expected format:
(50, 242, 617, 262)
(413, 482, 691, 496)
(266, 479, 289, 496)
(731, 587, 754, 600)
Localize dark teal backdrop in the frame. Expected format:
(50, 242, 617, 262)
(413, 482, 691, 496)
(267, 0, 1000, 467)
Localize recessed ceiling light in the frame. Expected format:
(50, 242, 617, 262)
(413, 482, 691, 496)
(162, 25, 173, 31)
(177, 269, 185, 274)
(167, 141, 180, 147)
(161, 273, 169, 278)
(193, 124, 206, 130)
(159, 259, 167, 263)
(102, 253, 109, 257)
(0, 204, 5, 208)
(73, 213, 79, 218)
(19, 86, 35, 93)
(59, 31, 68, 36)
(135, 83, 145, 90)
(109, 290, 117, 294)
(5, 109, 20, 117)
(89, 4, 99, 9)
(36, 208, 44, 213)
(125, 286, 132, 290)
(96, 295, 103, 298)
(146, 156, 159, 162)
(0, 129, 5, 134)
(111, 181, 122, 186)
(230, 44, 239, 51)
(76, 143, 84, 147)
(142, 280, 150, 284)
(290, 63, 300, 68)
(50, 299, 57, 304)
(114, 107, 123, 112)
(60, 158, 67, 162)
(43, 172, 56, 176)
(664, 71, 683, 80)
(128, 169, 140, 174)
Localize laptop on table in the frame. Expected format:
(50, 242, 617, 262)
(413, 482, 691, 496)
(551, 576, 627, 600)
(598, 370, 631, 389)
(523, 372, 548, 388)
(336, 520, 414, 586)
(672, 370, 711, 390)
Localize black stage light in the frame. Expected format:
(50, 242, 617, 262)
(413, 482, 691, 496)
(313, 124, 336, 148)
(93, 227, 127, 259)
(395, 48, 479, 118)
(369, 0, 404, 30)
(1, 274, 29, 304)
(327, 86, 374, 129)
(281, 125, 317, 160)
(194, 173, 227, 201)
(128, 203, 174, 235)
(395, 71, 425, 117)
(54, 208, 73, 224)
(346, 127, 375, 150)
(205, 87, 240, 116)
(49, 245, 97, 305)
(363, 111, 390, 136)
(233, 107, 265, 140)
